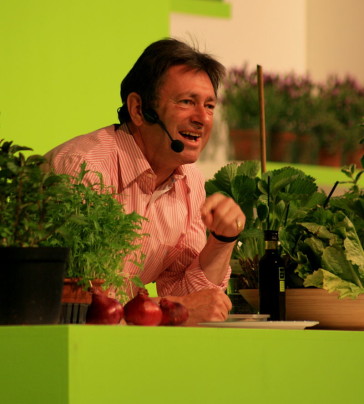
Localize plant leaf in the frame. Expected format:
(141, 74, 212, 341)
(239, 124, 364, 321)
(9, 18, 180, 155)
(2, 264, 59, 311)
(304, 268, 364, 299)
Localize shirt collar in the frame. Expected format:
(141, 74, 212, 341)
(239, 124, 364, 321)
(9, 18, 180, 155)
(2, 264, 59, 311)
(115, 124, 187, 190)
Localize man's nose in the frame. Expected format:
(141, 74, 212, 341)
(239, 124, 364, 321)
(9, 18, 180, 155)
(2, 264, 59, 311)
(190, 104, 210, 126)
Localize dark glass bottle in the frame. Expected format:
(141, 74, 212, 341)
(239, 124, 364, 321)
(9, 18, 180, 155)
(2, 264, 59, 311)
(258, 230, 286, 321)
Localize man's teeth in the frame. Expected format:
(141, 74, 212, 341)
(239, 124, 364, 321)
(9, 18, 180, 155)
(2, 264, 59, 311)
(180, 132, 201, 141)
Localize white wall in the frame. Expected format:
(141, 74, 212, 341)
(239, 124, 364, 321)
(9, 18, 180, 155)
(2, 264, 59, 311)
(171, 0, 307, 74)
(171, 0, 364, 86)
(307, 0, 364, 83)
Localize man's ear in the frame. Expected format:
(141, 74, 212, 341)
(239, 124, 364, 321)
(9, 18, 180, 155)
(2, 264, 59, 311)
(127, 92, 144, 126)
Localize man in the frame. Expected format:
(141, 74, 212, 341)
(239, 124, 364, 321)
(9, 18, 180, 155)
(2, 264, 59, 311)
(45, 38, 245, 324)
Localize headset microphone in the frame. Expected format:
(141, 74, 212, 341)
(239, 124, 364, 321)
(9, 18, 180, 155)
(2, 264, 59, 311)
(143, 109, 185, 153)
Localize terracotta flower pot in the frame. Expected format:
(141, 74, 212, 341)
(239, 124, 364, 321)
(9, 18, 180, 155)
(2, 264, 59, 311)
(294, 133, 319, 164)
(318, 139, 344, 167)
(270, 132, 297, 163)
(229, 129, 261, 161)
(345, 145, 364, 167)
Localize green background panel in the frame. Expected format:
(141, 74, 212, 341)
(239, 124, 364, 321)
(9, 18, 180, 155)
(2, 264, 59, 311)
(171, 0, 231, 17)
(0, 326, 69, 404)
(0, 0, 169, 154)
(1, 325, 364, 404)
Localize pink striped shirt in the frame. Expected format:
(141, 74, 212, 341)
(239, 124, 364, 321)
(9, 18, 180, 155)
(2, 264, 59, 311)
(45, 124, 230, 296)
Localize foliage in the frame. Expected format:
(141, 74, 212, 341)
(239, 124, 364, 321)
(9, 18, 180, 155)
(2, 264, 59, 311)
(280, 207, 364, 299)
(205, 162, 325, 263)
(222, 66, 364, 159)
(0, 139, 146, 301)
(206, 158, 364, 296)
(309, 99, 346, 152)
(221, 65, 282, 132)
(45, 162, 146, 298)
(0, 139, 72, 247)
(271, 72, 316, 135)
(317, 76, 364, 153)
(329, 163, 364, 246)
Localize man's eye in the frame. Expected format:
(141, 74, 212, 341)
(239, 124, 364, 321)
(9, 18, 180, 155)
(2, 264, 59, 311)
(180, 99, 193, 105)
(206, 103, 215, 110)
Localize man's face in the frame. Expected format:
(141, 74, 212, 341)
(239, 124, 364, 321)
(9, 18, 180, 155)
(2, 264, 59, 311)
(154, 65, 217, 164)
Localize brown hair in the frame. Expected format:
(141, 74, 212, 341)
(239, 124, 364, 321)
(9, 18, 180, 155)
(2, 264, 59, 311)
(117, 38, 225, 123)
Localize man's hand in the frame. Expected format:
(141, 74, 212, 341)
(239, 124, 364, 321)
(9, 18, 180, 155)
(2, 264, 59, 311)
(166, 289, 232, 326)
(201, 193, 245, 238)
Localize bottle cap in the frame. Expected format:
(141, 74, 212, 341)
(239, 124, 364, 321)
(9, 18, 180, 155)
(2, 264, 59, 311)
(264, 230, 279, 241)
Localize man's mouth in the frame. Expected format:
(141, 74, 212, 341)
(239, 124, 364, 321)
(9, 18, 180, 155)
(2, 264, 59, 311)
(179, 131, 202, 142)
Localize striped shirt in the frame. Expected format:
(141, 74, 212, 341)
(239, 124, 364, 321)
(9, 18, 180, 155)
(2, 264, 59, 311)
(45, 124, 230, 296)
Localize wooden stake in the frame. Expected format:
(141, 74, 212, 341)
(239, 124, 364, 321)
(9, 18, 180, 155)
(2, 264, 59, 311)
(257, 65, 267, 174)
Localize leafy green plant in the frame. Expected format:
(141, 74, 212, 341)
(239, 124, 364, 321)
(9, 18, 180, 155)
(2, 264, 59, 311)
(280, 207, 364, 299)
(205, 162, 326, 288)
(328, 161, 364, 246)
(0, 139, 72, 247)
(46, 162, 146, 300)
(0, 139, 146, 302)
(257, 167, 326, 230)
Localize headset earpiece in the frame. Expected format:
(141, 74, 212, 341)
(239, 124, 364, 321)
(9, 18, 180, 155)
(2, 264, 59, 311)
(141, 108, 185, 153)
(143, 109, 159, 124)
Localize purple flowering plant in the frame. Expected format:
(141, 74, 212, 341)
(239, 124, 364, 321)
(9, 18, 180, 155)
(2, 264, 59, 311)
(221, 65, 282, 131)
(315, 75, 364, 153)
(221, 66, 317, 135)
(222, 65, 364, 156)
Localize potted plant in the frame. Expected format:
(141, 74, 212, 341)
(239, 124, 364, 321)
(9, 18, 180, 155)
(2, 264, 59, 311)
(221, 65, 282, 161)
(206, 158, 364, 329)
(270, 72, 318, 164)
(277, 184, 364, 330)
(319, 75, 364, 166)
(0, 139, 71, 325)
(205, 161, 324, 311)
(46, 162, 146, 324)
(205, 161, 324, 267)
(311, 95, 346, 167)
(0, 140, 146, 325)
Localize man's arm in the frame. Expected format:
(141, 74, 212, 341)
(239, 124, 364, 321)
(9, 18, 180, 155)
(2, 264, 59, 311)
(200, 192, 246, 285)
(152, 288, 232, 325)
(153, 193, 244, 324)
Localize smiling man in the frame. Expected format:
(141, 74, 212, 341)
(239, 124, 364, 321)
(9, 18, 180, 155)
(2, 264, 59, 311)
(45, 38, 245, 324)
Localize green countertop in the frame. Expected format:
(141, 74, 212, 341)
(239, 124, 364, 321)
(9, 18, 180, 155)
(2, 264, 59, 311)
(1, 325, 363, 404)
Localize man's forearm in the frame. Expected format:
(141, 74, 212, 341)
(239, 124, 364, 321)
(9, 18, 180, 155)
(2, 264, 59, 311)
(198, 234, 235, 285)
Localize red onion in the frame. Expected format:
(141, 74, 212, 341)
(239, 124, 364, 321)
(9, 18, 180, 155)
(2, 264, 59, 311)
(124, 289, 162, 326)
(86, 291, 124, 325)
(159, 298, 189, 326)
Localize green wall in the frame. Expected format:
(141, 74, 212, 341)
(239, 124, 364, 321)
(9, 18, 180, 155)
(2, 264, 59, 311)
(1, 325, 364, 404)
(0, 0, 170, 154)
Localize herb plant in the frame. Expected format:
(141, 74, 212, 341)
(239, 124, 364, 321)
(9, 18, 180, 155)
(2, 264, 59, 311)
(330, 162, 364, 246)
(205, 159, 364, 296)
(205, 162, 325, 261)
(0, 139, 71, 247)
(205, 162, 326, 288)
(47, 162, 146, 300)
(0, 139, 146, 302)
(280, 207, 364, 299)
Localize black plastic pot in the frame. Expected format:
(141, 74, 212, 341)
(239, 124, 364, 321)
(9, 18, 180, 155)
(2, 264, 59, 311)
(0, 247, 69, 325)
